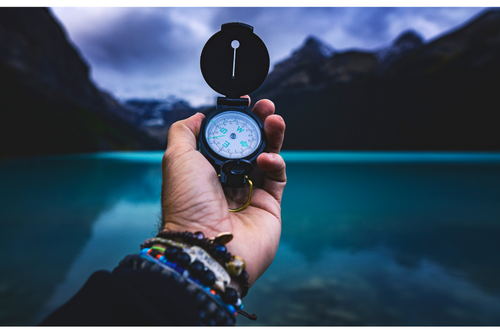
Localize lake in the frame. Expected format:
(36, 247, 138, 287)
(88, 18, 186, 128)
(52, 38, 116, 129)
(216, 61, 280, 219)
(1, 151, 500, 325)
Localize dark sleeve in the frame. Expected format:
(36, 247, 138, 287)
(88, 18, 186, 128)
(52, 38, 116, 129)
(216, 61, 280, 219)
(39, 255, 236, 326)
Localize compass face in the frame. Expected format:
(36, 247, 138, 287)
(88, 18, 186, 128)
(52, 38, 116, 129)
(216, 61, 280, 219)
(205, 111, 262, 159)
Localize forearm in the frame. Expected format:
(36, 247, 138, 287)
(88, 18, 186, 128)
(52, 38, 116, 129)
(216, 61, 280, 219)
(40, 265, 205, 325)
(40, 231, 250, 326)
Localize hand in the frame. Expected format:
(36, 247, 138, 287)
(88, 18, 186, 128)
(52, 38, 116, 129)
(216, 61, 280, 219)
(161, 98, 286, 291)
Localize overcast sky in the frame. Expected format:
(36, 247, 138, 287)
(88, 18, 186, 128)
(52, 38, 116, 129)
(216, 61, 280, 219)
(50, 7, 487, 107)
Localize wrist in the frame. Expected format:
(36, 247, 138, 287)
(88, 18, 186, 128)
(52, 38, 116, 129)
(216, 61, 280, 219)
(138, 229, 258, 321)
(160, 224, 248, 295)
(152, 230, 250, 298)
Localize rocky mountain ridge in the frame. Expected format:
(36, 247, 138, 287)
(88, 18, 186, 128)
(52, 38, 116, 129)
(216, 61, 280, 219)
(2, 8, 499, 156)
(251, 8, 500, 151)
(0, 8, 163, 158)
(123, 98, 205, 143)
(255, 28, 426, 98)
(376, 30, 425, 67)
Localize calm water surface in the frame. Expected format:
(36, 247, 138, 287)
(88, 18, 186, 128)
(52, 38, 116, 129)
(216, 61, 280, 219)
(1, 152, 500, 325)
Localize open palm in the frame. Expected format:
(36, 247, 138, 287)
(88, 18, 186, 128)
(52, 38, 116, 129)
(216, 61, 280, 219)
(161, 98, 286, 290)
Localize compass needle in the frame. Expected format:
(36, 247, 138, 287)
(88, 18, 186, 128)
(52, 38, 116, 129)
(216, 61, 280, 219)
(207, 135, 225, 139)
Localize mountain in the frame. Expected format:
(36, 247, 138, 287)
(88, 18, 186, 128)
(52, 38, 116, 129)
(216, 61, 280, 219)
(124, 98, 206, 144)
(3, 8, 499, 155)
(252, 8, 500, 151)
(376, 30, 424, 67)
(0, 8, 163, 158)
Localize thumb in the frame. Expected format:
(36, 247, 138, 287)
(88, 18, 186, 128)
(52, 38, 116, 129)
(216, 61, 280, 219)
(166, 112, 206, 152)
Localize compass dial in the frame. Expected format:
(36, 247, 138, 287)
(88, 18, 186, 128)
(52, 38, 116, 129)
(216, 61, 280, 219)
(205, 111, 262, 159)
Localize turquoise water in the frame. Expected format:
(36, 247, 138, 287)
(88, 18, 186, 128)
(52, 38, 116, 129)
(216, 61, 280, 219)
(1, 151, 500, 325)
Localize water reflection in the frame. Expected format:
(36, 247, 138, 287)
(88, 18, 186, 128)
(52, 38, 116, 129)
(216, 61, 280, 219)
(244, 244, 500, 325)
(0, 157, 162, 325)
(241, 162, 500, 325)
(0, 153, 499, 325)
(35, 200, 161, 323)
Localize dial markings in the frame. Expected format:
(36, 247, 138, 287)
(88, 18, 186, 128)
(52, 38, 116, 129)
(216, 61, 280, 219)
(205, 111, 261, 159)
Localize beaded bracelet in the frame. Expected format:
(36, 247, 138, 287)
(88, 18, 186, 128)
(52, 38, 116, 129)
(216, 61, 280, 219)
(140, 248, 243, 313)
(154, 230, 250, 297)
(142, 238, 230, 283)
(140, 230, 256, 320)
(144, 243, 231, 294)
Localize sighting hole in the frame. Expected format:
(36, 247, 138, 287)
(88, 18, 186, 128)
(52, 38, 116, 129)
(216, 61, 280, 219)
(231, 40, 240, 49)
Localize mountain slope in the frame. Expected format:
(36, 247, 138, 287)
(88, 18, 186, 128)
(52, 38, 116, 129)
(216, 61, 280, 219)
(0, 8, 163, 158)
(252, 9, 500, 151)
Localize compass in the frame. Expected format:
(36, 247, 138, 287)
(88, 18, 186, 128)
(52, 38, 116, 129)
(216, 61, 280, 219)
(204, 111, 262, 159)
(199, 23, 269, 190)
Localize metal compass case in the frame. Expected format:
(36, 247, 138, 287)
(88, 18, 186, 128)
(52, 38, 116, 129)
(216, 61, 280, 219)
(199, 23, 269, 189)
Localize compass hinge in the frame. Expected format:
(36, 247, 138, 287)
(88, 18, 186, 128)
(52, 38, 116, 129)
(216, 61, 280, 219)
(217, 97, 249, 107)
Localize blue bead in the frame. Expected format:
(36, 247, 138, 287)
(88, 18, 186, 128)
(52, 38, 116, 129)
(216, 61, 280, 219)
(226, 305, 235, 314)
(164, 246, 180, 261)
(188, 260, 205, 279)
(140, 248, 150, 254)
(222, 287, 238, 304)
(201, 270, 216, 286)
(214, 245, 227, 258)
(176, 252, 191, 268)
(193, 231, 205, 240)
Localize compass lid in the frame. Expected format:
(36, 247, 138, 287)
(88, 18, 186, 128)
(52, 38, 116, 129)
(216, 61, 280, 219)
(200, 22, 270, 99)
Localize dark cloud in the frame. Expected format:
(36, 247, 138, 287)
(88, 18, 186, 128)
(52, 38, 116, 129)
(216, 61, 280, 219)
(207, 7, 270, 30)
(51, 7, 488, 104)
(73, 8, 197, 74)
(340, 8, 397, 44)
(200, 8, 409, 58)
